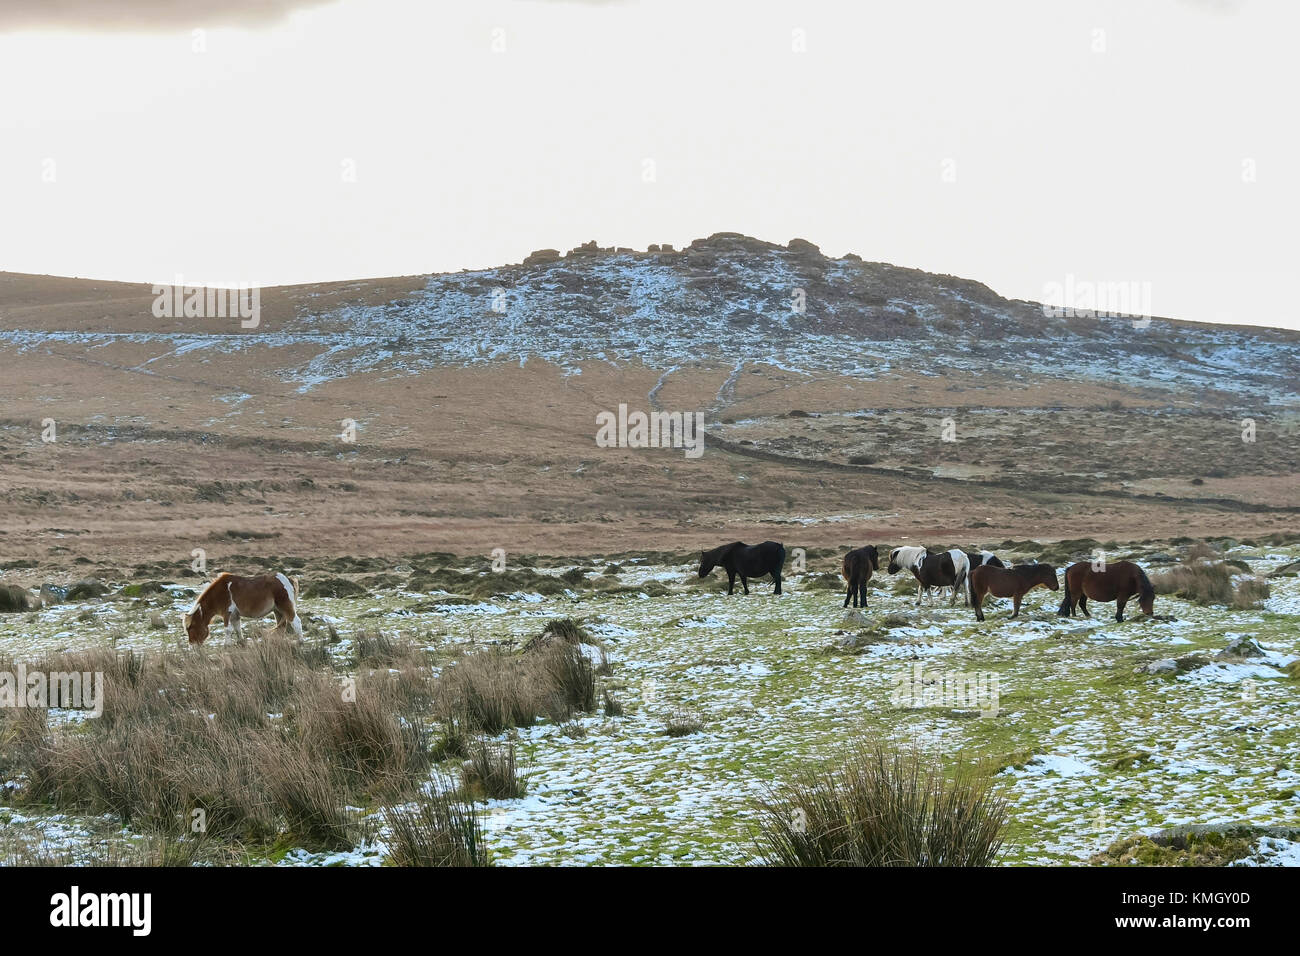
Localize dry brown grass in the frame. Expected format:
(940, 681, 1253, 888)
(2, 635, 436, 854)
(1153, 560, 1235, 605)
(1233, 576, 1271, 609)
(432, 642, 596, 736)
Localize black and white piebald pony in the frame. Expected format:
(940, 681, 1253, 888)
(886, 547, 971, 607)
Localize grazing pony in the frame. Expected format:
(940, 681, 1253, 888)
(1058, 561, 1155, 622)
(183, 572, 303, 645)
(887, 547, 971, 607)
(841, 545, 880, 608)
(970, 563, 1058, 621)
(698, 541, 786, 595)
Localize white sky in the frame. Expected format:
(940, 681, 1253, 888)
(1, 0, 1296, 329)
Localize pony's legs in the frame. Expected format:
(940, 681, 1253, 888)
(740, 575, 749, 595)
(274, 590, 302, 638)
(225, 607, 241, 640)
(973, 590, 985, 622)
(1115, 596, 1127, 623)
(726, 570, 736, 595)
(858, 582, 867, 607)
(844, 581, 854, 608)
(1078, 594, 1089, 617)
(1011, 594, 1022, 618)
(772, 571, 781, 596)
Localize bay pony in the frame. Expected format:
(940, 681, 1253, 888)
(183, 572, 303, 645)
(1058, 561, 1155, 623)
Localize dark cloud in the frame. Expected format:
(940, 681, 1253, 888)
(0, 0, 338, 33)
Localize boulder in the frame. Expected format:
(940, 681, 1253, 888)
(1138, 658, 1178, 675)
(40, 583, 68, 604)
(1217, 636, 1265, 659)
(1268, 560, 1300, 578)
(66, 578, 109, 599)
(0, 584, 38, 613)
(522, 248, 562, 266)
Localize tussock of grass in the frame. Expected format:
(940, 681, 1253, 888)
(383, 783, 491, 867)
(753, 739, 1008, 866)
(432, 642, 597, 741)
(664, 710, 704, 737)
(463, 740, 526, 799)
(528, 616, 591, 646)
(1232, 577, 1270, 610)
(603, 689, 624, 717)
(1153, 561, 1234, 605)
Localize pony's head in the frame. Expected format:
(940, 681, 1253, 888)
(182, 609, 208, 644)
(698, 552, 714, 578)
(887, 548, 903, 574)
(1040, 564, 1060, 590)
(1137, 570, 1156, 615)
(865, 545, 880, 572)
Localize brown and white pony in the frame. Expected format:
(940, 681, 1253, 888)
(183, 572, 303, 645)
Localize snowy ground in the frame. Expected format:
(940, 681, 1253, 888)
(1, 546, 1297, 866)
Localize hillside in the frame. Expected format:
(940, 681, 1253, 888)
(2, 234, 1298, 571)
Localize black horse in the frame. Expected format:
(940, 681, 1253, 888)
(842, 545, 879, 608)
(698, 541, 786, 595)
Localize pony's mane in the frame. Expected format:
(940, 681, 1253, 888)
(703, 542, 743, 560)
(1137, 568, 1155, 600)
(189, 572, 233, 613)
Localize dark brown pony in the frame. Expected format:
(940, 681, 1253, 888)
(1058, 561, 1155, 622)
(698, 541, 786, 595)
(970, 563, 1058, 621)
(841, 545, 879, 608)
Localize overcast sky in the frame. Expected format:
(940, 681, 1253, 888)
(1, 0, 1295, 329)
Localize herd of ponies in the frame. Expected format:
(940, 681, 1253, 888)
(177, 542, 1157, 646)
(696, 540, 1155, 623)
